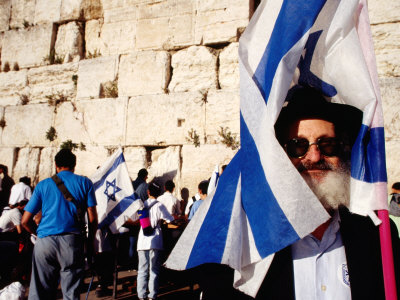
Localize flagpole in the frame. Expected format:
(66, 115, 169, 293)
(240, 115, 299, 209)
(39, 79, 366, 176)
(378, 210, 398, 300)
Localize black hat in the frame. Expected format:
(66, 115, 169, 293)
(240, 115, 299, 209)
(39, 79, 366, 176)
(275, 86, 363, 146)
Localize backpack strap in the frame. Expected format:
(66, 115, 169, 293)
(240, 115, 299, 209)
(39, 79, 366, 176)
(51, 174, 85, 232)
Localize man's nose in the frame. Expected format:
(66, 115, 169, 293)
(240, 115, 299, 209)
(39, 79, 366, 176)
(304, 144, 321, 162)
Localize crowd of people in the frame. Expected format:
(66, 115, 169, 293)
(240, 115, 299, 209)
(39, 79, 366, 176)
(0, 88, 399, 300)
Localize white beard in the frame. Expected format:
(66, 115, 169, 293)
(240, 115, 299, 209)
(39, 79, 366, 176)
(302, 167, 350, 214)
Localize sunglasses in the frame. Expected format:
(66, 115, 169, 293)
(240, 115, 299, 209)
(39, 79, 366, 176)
(284, 137, 342, 158)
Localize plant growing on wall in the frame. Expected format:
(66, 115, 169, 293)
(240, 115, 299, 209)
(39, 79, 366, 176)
(45, 126, 57, 142)
(60, 140, 86, 151)
(218, 126, 240, 150)
(87, 49, 101, 59)
(46, 92, 68, 106)
(0, 118, 6, 129)
(72, 75, 78, 86)
(100, 80, 118, 98)
(19, 94, 29, 105)
(43, 49, 65, 65)
(186, 128, 200, 147)
(3, 62, 10, 72)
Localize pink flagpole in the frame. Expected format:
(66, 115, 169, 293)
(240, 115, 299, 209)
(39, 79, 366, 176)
(378, 210, 398, 300)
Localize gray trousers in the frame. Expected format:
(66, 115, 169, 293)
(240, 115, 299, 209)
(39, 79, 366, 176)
(28, 233, 84, 300)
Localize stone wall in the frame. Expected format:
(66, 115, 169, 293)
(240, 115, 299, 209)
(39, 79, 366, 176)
(0, 0, 398, 198)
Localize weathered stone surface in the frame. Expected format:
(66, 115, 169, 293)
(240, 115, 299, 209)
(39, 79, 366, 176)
(169, 46, 218, 92)
(206, 90, 240, 144)
(28, 62, 78, 104)
(0, 70, 28, 106)
(126, 92, 206, 145)
(80, 0, 104, 20)
(74, 145, 109, 177)
(385, 140, 400, 191)
(119, 51, 170, 96)
(34, 0, 61, 24)
(137, 0, 193, 19)
(0, 147, 16, 177)
(195, 1, 249, 45)
(97, 21, 136, 56)
(60, 0, 81, 21)
(219, 42, 239, 90)
(55, 22, 84, 63)
(381, 77, 400, 140)
(13, 147, 40, 184)
(37, 147, 57, 183)
(71, 98, 127, 145)
(181, 144, 236, 196)
(1, 24, 56, 70)
(104, 3, 136, 23)
(124, 146, 147, 179)
(10, 0, 35, 29)
(136, 15, 193, 50)
(368, 0, 400, 24)
(2, 104, 54, 146)
(372, 23, 400, 77)
(0, 0, 11, 32)
(76, 56, 119, 99)
(84, 20, 103, 56)
(148, 146, 181, 191)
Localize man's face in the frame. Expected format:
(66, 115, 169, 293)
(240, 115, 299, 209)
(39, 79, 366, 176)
(286, 118, 350, 213)
(287, 118, 341, 181)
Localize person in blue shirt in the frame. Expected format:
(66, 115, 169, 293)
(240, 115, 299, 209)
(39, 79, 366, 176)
(188, 180, 209, 220)
(21, 149, 98, 300)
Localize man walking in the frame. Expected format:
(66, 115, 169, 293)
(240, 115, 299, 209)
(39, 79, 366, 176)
(21, 149, 98, 300)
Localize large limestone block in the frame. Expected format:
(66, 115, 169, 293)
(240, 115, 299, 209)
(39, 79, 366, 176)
(104, 4, 136, 23)
(137, 0, 193, 19)
(206, 90, 240, 144)
(381, 77, 400, 141)
(385, 141, 400, 191)
(136, 15, 194, 50)
(124, 147, 147, 180)
(169, 46, 218, 92)
(372, 23, 400, 77)
(2, 104, 54, 146)
(76, 56, 119, 99)
(55, 22, 84, 63)
(79, 0, 104, 20)
(53, 102, 90, 145)
(0, 70, 28, 106)
(181, 144, 236, 196)
(126, 92, 206, 145)
(1, 24, 56, 70)
(368, 0, 400, 24)
(75, 98, 127, 145)
(34, 0, 62, 24)
(10, 0, 35, 29)
(119, 51, 170, 96)
(0, 0, 11, 32)
(28, 62, 78, 104)
(86, 21, 136, 56)
(37, 147, 57, 183)
(219, 43, 239, 90)
(148, 146, 181, 190)
(195, 1, 249, 45)
(0, 148, 16, 177)
(74, 146, 109, 177)
(13, 147, 40, 184)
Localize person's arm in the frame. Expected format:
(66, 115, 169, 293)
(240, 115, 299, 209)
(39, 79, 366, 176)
(21, 211, 37, 235)
(87, 206, 98, 244)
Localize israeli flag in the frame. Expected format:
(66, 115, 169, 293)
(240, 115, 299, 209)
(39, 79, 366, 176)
(166, 0, 387, 296)
(91, 148, 143, 234)
(207, 165, 220, 195)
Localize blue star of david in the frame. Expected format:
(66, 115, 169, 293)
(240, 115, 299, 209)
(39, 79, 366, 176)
(298, 30, 337, 97)
(104, 179, 121, 202)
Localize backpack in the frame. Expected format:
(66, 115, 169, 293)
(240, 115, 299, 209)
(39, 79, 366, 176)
(138, 200, 158, 236)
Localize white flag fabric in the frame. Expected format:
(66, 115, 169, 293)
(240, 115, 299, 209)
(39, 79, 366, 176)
(91, 148, 143, 234)
(166, 0, 387, 296)
(207, 165, 220, 195)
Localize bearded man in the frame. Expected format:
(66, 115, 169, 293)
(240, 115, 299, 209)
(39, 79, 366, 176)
(198, 87, 400, 300)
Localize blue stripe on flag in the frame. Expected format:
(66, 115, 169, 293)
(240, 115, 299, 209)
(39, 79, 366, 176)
(351, 125, 387, 183)
(186, 153, 241, 268)
(253, 0, 326, 101)
(98, 193, 138, 229)
(93, 153, 125, 191)
(240, 114, 299, 257)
